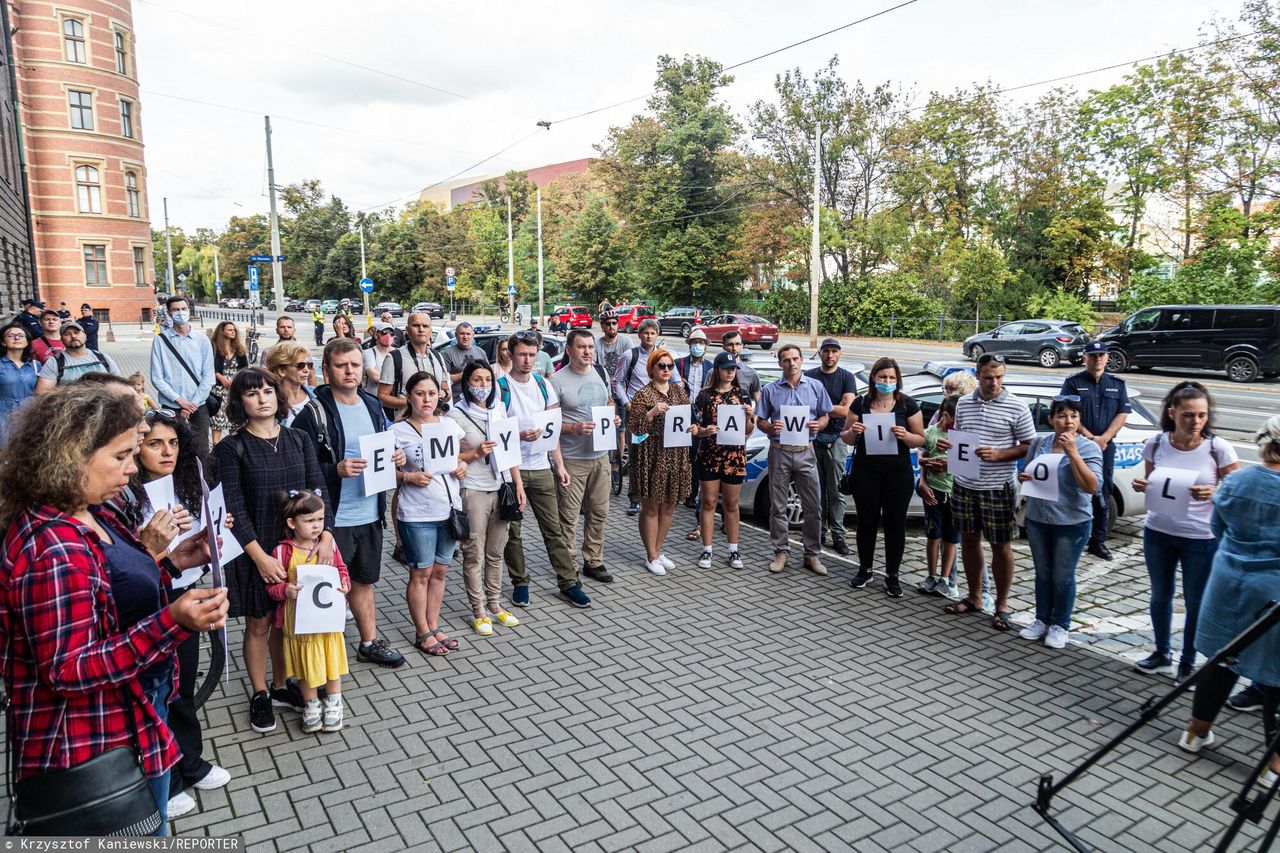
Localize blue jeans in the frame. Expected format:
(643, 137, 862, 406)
(1026, 519, 1091, 630)
(1144, 527, 1218, 664)
(397, 519, 456, 567)
(143, 668, 173, 836)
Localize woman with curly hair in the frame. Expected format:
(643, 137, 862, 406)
(209, 321, 247, 445)
(0, 386, 228, 835)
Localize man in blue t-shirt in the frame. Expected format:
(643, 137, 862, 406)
(805, 338, 858, 555)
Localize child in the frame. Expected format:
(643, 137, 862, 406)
(129, 371, 159, 410)
(267, 490, 351, 733)
(918, 394, 960, 599)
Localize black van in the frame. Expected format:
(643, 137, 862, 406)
(1096, 305, 1280, 382)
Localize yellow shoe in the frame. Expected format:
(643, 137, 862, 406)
(473, 617, 493, 637)
(490, 609, 520, 628)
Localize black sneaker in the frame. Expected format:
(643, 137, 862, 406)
(270, 680, 304, 712)
(1176, 661, 1195, 683)
(582, 564, 613, 584)
(832, 539, 850, 556)
(850, 569, 873, 589)
(626, 501, 640, 517)
(356, 638, 406, 668)
(560, 584, 592, 609)
(249, 690, 276, 733)
(1228, 684, 1265, 713)
(1134, 652, 1175, 675)
(885, 576, 903, 598)
(1087, 541, 1114, 561)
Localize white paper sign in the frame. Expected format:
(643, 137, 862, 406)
(204, 483, 243, 569)
(779, 405, 810, 446)
(591, 405, 617, 453)
(716, 405, 746, 446)
(293, 564, 346, 635)
(172, 503, 207, 546)
(529, 409, 563, 454)
(142, 475, 177, 531)
(946, 429, 982, 480)
(488, 415, 521, 472)
(199, 472, 229, 681)
(663, 404, 692, 448)
(358, 431, 397, 496)
(1145, 466, 1198, 520)
(418, 423, 458, 474)
(862, 413, 898, 456)
(1020, 453, 1064, 501)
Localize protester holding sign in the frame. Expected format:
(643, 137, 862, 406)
(1131, 381, 1239, 680)
(266, 491, 350, 733)
(392, 372, 469, 655)
(691, 352, 755, 570)
(841, 357, 925, 598)
(1016, 396, 1102, 650)
(628, 349, 703, 575)
(450, 362, 526, 636)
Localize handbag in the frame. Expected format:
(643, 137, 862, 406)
(441, 476, 472, 541)
(497, 474, 523, 522)
(5, 686, 162, 837)
(158, 332, 220, 417)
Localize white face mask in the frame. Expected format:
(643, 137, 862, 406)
(467, 385, 490, 403)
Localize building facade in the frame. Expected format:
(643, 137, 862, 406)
(10, 0, 153, 324)
(419, 158, 595, 210)
(0, 0, 36, 319)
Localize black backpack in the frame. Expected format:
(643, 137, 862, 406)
(55, 349, 109, 383)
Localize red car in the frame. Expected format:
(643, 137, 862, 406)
(695, 313, 779, 349)
(551, 305, 593, 329)
(613, 303, 656, 333)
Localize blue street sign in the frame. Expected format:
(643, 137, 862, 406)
(359, 277, 375, 294)
(507, 283, 517, 296)
(276, 255, 286, 262)
(249, 254, 273, 263)
(446, 275, 456, 291)
(248, 266, 259, 289)
(215, 280, 222, 292)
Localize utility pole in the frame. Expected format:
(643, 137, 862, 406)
(213, 248, 221, 304)
(506, 195, 515, 322)
(809, 123, 822, 349)
(359, 220, 369, 323)
(264, 116, 285, 313)
(536, 188, 544, 326)
(163, 196, 175, 296)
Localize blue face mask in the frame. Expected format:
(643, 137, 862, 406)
(875, 382, 896, 395)
(169, 310, 189, 326)
(690, 344, 705, 358)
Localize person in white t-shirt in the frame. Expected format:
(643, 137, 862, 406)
(392, 372, 468, 656)
(1131, 381, 1239, 681)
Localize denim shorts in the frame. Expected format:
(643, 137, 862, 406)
(397, 519, 456, 568)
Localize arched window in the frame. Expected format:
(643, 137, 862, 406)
(63, 19, 86, 64)
(125, 171, 140, 217)
(75, 165, 101, 214)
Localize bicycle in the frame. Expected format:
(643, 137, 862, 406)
(499, 308, 523, 325)
(192, 625, 228, 710)
(246, 326, 260, 364)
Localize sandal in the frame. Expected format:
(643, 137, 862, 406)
(414, 632, 448, 656)
(992, 611, 1013, 631)
(944, 598, 982, 615)
(431, 628, 460, 651)
(686, 528, 700, 540)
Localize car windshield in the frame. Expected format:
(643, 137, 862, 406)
(1062, 324, 1086, 335)
(740, 315, 767, 324)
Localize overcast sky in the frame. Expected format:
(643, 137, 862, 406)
(135, 0, 1247, 233)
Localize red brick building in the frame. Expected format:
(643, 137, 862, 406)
(10, 0, 154, 324)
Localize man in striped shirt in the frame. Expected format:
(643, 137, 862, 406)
(946, 354, 1035, 631)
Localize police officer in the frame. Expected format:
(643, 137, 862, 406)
(1060, 341, 1130, 560)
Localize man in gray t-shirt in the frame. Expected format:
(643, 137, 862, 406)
(440, 322, 489, 399)
(34, 321, 120, 393)
(594, 313, 633, 378)
(552, 329, 620, 582)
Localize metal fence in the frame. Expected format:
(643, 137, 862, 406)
(803, 314, 1117, 343)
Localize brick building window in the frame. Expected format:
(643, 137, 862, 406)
(69, 91, 94, 130)
(85, 244, 108, 285)
(126, 171, 140, 217)
(115, 31, 129, 75)
(120, 100, 133, 138)
(63, 19, 86, 64)
(133, 246, 146, 285)
(75, 165, 101, 214)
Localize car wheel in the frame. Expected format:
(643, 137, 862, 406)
(759, 342, 773, 350)
(1105, 349, 1129, 373)
(969, 344, 984, 361)
(680, 323, 691, 338)
(1226, 355, 1260, 383)
(1038, 348, 1061, 368)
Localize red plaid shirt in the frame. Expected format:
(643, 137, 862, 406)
(0, 504, 190, 779)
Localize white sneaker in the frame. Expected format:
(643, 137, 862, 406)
(192, 764, 231, 790)
(1044, 626, 1069, 649)
(645, 559, 667, 576)
(167, 790, 197, 818)
(1177, 729, 1216, 753)
(322, 695, 344, 732)
(1260, 768, 1279, 788)
(1019, 619, 1048, 641)
(301, 698, 322, 733)
(657, 554, 675, 570)
(727, 551, 744, 570)
(697, 550, 713, 569)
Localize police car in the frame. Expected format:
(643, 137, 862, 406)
(740, 361, 1158, 531)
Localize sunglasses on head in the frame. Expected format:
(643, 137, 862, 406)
(144, 409, 177, 423)
(514, 329, 540, 342)
(978, 353, 1007, 365)
(1053, 394, 1082, 403)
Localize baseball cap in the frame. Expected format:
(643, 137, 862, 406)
(687, 328, 708, 342)
(819, 337, 842, 351)
(1083, 341, 1111, 355)
(713, 351, 739, 370)
(374, 321, 393, 333)
(40, 308, 59, 319)
(60, 320, 84, 333)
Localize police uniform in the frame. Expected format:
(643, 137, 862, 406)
(1060, 361, 1130, 548)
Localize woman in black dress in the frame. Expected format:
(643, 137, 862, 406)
(214, 367, 332, 734)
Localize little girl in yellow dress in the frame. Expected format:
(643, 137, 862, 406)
(267, 490, 350, 733)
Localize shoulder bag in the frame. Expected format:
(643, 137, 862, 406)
(458, 404, 524, 522)
(440, 475, 472, 541)
(158, 332, 220, 417)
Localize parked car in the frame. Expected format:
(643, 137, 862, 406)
(1095, 304, 1280, 383)
(283, 298, 305, 312)
(695, 313, 779, 350)
(304, 299, 322, 312)
(412, 302, 445, 319)
(740, 368, 1159, 530)
(614, 304, 656, 333)
(657, 306, 715, 337)
(319, 299, 340, 313)
(374, 301, 404, 318)
(963, 319, 1090, 368)
(222, 298, 245, 310)
(434, 331, 566, 365)
(550, 305, 593, 329)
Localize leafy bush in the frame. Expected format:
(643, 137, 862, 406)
(848, 272, 944, 338)
(1024, 288, 1098, 325)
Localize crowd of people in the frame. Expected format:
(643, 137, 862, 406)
(1, 295, 1278, 836)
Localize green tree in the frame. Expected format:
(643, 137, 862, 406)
(952, 242, 1014, 324)
(554, 195, 626, 308)
(280, 179, 352, 298)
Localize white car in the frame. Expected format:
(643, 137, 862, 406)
(739, 368, 1159, 531)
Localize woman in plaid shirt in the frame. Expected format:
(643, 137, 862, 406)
(0, 385, 229, 834)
